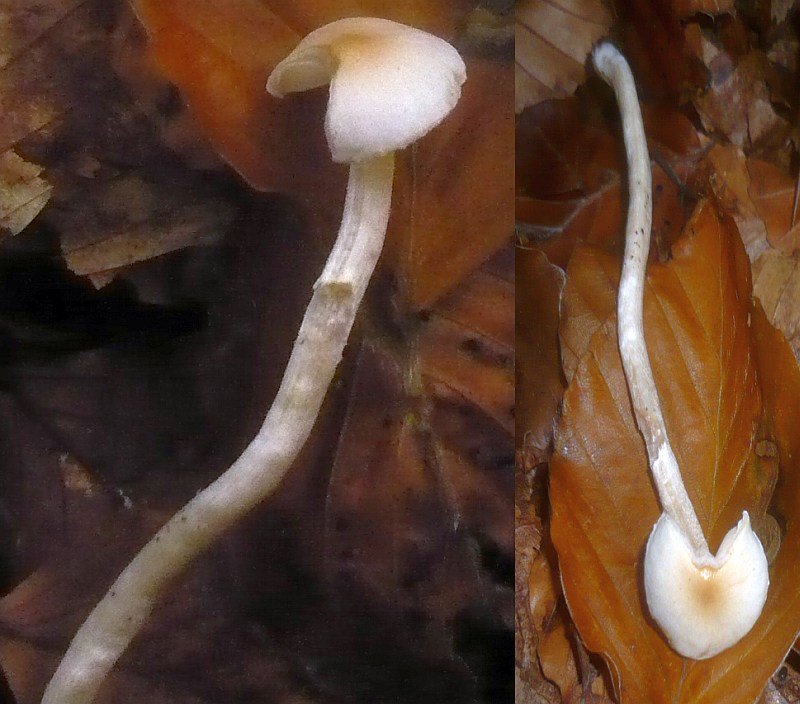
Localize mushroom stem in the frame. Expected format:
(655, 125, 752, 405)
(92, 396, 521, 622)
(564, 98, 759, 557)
(593, 42, 769, 661)
(40, 153, 395, 704)
(592, 42, 707, 555)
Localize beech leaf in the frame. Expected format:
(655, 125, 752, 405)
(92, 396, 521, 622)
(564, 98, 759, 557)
(514, 0, 612, 113)
(704, 144, 769, 261)
(549, 199, 800, 702)
(516, 247, 565, 460)
(692, 49, 788, 151)
(753, 249, 800, 361)
(0, 149, 51, 237)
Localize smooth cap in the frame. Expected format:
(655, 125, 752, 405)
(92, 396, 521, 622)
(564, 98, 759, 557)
(267, 17, 466, 163)
(644, 511, 769, 659)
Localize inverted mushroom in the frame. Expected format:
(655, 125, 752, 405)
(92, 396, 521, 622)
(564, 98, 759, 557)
(592, 42, 769, 660)
(41, 18, 465, 704)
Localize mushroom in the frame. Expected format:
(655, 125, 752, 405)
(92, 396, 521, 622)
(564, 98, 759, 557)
(41, 18, 465, 704)
(263, 15, 467, 341)
(592, 42, 769, 660)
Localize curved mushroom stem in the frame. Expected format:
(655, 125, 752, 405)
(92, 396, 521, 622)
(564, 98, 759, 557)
(40, 153, 395, 704)
(593, 43, 769, 661)
(592, 43, 708, 555)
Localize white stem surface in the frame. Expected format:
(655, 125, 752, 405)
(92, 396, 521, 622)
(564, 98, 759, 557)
(41, 153, 395, 704)
(592, 43, 708, 555)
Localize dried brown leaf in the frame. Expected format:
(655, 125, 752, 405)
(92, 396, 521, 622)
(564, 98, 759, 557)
(516, 99, 694, 269)
(0, 1, 243, 281)
(558, 244, 618, 383)
(323, 248, 513, 699)
(753, 248, 800, 360)
(550, 200, 798, 702)
(0, 149, 51, 237)
(516, 247, 564, 459)
(54, 172, 234, 286)
(692, 50, 789, 150)
(705, 144, 770, 259)
(747, 158, 800, 256)
(515, 667, 559, 704)
(514, 0, 612, 113)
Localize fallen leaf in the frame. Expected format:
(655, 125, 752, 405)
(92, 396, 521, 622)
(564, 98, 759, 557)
(515, 505, 558, 702)
(0, 149, 51, 237)
(514, 0, 612, 113)
(52, 171, 235, 287)
(692, 49, 789, 150)
(615, 0, 708, 101)
(747, 158, 800, 256)
(753, 248, 800, 360)
(515, 667, 559, 704)
(550, 200, 796, 702)
(0, 1, 244, 284)
(516, 98, 695, 269)
(385, 56, 515, 310)
(526, 547, 565, 684)
(516, 247, 565, 460)
(557, 244, 618, 383)
(320, 246, 513, 701)
(517, 499, 611, 703)
(705, 143, 770, 260)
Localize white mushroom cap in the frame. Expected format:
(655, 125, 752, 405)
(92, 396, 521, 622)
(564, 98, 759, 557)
(644, 511, 769, 660)
(266, 17, 466, 164)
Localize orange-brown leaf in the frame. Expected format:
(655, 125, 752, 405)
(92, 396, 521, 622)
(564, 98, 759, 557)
(516, 247, 564, 459)
(385, 57, 515, 309)
(134, 2, 511, 310)
(550, 200, 792, 702)
(558, 244, 618, 383)
(704, 144, 769, 259)
(747, 158, 800, 255)
(132, 0, 474, 194)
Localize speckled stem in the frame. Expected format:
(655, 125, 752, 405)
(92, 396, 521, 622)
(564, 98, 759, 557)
(592, 43, 708, 555)
(41, 154, 395, 704)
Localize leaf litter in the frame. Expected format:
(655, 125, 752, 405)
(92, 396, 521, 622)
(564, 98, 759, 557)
(517, 1, 800, 701)
(0, 0, 513, 702)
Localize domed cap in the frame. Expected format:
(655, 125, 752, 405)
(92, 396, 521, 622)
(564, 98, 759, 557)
(267, 17, 466, 164)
